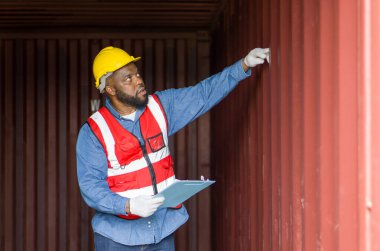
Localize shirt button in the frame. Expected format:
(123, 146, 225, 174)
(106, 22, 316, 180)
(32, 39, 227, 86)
(148, 221, 151, 224)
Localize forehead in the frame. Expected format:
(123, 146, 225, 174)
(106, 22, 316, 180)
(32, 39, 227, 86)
(114, 63, 138, 76)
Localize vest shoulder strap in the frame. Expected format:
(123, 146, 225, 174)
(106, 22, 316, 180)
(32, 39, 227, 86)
(147, 94, 168, 134)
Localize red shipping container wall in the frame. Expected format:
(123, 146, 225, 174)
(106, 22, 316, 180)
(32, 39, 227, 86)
(210, 0, 380, 250)
(0, 33, 212, 251)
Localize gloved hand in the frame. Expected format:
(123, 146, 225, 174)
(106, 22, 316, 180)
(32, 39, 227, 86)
(129, 195, 165, 218)
(243, 48, 270, 67)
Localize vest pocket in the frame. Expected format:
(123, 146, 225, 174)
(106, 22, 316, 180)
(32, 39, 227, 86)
(147, 133, 165, 152)
(115, 139, 143, 165)
(107, 172, 138, 192)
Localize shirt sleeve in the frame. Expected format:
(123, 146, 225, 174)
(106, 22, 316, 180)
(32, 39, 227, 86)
(156, 59, 251, 136)
(76, 123, 129, 216)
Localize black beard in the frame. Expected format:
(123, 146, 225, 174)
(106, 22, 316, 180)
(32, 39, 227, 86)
(115, 88, 149, 109)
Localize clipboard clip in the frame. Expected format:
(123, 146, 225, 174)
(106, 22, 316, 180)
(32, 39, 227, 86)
(200, 175, 209, 181)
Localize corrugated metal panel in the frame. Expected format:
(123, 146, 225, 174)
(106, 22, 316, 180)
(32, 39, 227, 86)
(358, 0, 380, 250)
(0, 32, 211, 251)
(0, 2, 218, 29)
(210, 0, 380, 250)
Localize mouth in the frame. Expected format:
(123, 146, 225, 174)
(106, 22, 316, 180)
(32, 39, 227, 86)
(136, 86, 147, 96)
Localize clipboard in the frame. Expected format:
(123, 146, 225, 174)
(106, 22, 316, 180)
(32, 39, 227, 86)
(153, 179, 215, 208)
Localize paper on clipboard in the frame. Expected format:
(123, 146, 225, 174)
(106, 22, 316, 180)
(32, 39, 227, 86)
(153, 179, 215, 208)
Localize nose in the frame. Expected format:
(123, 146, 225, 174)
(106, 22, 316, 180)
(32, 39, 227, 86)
(133, 75, 144, 85)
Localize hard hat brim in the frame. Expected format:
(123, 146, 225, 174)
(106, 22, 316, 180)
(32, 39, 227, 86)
(114, 56, 141, 72)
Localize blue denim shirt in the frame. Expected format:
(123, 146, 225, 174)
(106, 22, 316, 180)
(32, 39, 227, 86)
(76, 60, 251, 245)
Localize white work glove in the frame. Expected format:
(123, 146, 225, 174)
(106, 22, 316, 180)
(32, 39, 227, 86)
(243, 48, 270, 67)
(129, 195, 165, 218)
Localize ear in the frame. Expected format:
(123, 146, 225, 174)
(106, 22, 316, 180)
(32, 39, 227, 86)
(105, 85, 116, 96)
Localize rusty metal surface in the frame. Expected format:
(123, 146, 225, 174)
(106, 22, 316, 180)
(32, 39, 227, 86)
(210, 0, 380, 250)
(0, 33, 211, 251)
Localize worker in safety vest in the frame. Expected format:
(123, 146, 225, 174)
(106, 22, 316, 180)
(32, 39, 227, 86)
(76, 46, 269, 250)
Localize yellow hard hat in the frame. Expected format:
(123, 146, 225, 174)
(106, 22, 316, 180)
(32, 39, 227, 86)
(93, 46, 141, 92)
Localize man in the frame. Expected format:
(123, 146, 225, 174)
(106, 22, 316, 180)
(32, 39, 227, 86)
(76, 46, 269, 250)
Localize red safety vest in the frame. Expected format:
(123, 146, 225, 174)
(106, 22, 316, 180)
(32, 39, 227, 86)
(87, 95, 180, 219)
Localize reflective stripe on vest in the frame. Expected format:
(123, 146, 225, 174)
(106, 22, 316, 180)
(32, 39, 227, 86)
(87, 95, 180, 219)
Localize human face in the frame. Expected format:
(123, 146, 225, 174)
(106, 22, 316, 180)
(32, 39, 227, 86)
(109, 63, 148, 108)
